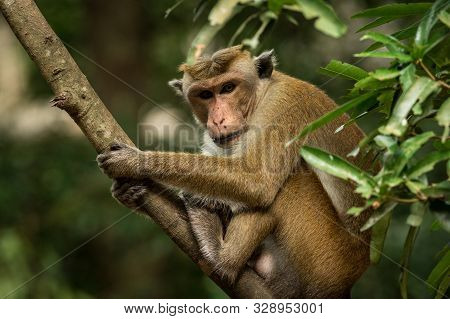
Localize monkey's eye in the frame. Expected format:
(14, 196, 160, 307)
(198, 90, 213, 100)
(220, 82, 235, 94)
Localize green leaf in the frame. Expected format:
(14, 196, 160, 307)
(335, 109, 373, 134)
(377, 89, 395, 116)
(356, 16, 398, 33)
(291, 92, 377, 141)
(361, 31, 408, 51)
(435, 211, 450, 232)
(228, 13, 259, 46)
(269, 0, 284, 14)
(347, 200, 375, 216)
(429, 34, 450, 67)
(369, 210, 392, 264)
(407, 202, 427, 227)
(405, 179, 427, 195)
(415, 0, 450, 47)
(347, 128, 380, 157)
(385, 176, 404, 188)
(295, 0, 347, 38)
(414, 24, 449, 58)
(352, 77, 396, 94)
(300, 146, 375, 197)
(436, 271, 449, 298)
(374, 134, 396, 149)
(423, 31, 449, 56)
(431, 213, 450, 231)
(352, 3, 432, 19)
(364, 24, 419, 52)
(362, 201, 397, 231)
(208, 0, 240, 26)
(269, 0, 297, 14)
(380, 77, 440, 136)
(319, 59, 368, 81)
(423, 181, 450, 200)
(393, 132, 435, 175)
(187, 2, 243, 63)
(394, 24, 419, 40)
(427, 249, 450, 291)
(408, 150, 450, 179)
(436, 98, 450, 142)
(370, 68, 401, 81)
(438, 9, 450, 27)
(286, 14, 299, 26)
(242, 11, 276, 50)
(448, 160, 450, 178)
(164, 0, 185, 19)
(399, 63, 416, 91)
(433, 139, 450, 151)
(355, 50, 412, 62)
(380, 132, 434, 180)
(400, 226, 420, 298)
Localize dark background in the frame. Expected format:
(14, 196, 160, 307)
(0, 0, 447, 298)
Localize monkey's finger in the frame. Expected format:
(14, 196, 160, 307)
(109, 141, 131, 151)
(115, 181, 133, 195)
(97, 159, 115, 176)
(96, 153, 110, 164)
(111, 178, 126, 193)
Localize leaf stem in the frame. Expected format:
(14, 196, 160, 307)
(418, 59, 450, 89)
(387, 196, 419, 203)
(418, 59, 436, 80)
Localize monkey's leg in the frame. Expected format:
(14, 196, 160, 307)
(187, 207, 224, 264)
(215, 211, 276, 284)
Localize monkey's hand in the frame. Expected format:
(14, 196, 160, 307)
(111, 178, 151, 210)
(97, 142, 143, 179)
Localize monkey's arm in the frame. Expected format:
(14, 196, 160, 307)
(97, 135, 296, 208)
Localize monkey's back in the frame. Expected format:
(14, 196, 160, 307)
(269, 165, 370, 298)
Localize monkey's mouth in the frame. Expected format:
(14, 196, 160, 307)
(213, 130, 243, 146)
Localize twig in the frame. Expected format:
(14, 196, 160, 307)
(418, 59, 450, 89)
(387, 196, 419, 204)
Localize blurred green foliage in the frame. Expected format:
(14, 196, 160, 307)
(0, 0, 447, 298)
(295, 1, 449, 298)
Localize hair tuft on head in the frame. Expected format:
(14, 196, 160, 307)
(180, 45, 248, 80)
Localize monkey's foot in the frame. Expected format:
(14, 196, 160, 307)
(111, 178, 151, 210)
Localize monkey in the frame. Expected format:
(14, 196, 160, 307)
(97, 45, 373, 298)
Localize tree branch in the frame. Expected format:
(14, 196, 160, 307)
(0, 0, 272, 298)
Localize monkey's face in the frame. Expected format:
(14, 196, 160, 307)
(168, 47, 275, 148)
(185, 69, 257, 148)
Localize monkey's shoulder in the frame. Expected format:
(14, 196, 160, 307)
(261, 71, 337, 122)
(272, 71, 331, 100)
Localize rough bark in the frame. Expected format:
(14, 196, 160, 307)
(0, 0, 272, 298)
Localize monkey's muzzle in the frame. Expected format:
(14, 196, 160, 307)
(212, 130, 243, 145)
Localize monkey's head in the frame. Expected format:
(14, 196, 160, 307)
(169, 45, 276, 148)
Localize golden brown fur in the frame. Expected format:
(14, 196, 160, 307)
(98, 46, 371, 298)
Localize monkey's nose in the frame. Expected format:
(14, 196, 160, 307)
(213, 118, 225, 126)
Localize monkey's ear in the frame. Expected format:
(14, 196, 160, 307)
(168, 79, 183, 95)
(254, 49, 276, 79)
